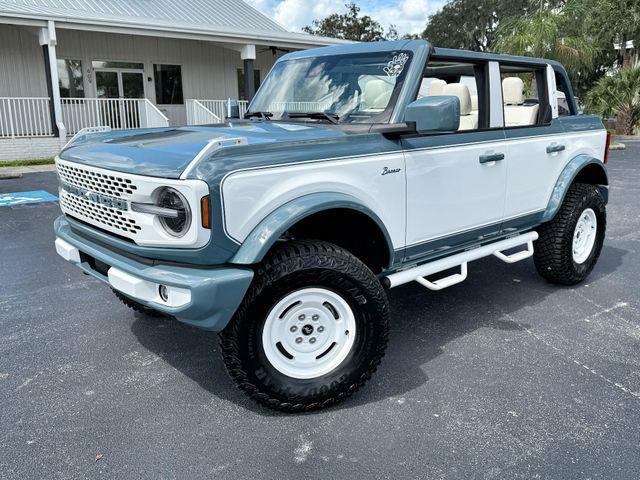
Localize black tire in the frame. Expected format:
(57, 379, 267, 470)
(112, 289, 166, 317)
(534, 182, 606, 285)
(219, 240, 390, 412)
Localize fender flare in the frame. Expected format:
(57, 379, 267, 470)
(542, 154, 608, 223)
(229, 192, 395, 265)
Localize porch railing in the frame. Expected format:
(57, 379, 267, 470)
(267, 101, 333, 113)
(0, 97, 53, 138)
(186, 99, 221, 125)
(61, 98, 169, 135)
(186, 99, 249, 125)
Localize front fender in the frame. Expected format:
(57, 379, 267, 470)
(542, 154, 608, 223)
(229, 192, 395, 265)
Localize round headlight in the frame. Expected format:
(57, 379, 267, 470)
(157, 187, 191, 237)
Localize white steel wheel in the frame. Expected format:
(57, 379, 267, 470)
(261, 287, 357, 380)
(572, 208, 598, 264)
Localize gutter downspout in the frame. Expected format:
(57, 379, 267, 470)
(39, 20, 66, 145)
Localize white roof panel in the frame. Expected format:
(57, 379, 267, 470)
(0, 0, 288, 33)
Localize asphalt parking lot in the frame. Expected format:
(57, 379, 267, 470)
(1, 141, 639, 479)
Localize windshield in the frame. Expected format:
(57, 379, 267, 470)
(247, 51, 412, 124)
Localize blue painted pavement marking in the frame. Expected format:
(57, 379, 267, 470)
(0, 190, 58, 207)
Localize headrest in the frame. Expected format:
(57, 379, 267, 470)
(362, 79, 392, 109)
(428, 79, 447, 96)
(443, 83, 472, 115)
(470, 94, 478, 111)
(502, 77, 525, 105)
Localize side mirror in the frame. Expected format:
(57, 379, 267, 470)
(226, 99, 241, 119)
(404, 96, 460, 134)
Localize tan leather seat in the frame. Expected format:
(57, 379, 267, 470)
(427, 79, 447, 96)
(443, 83, 478, 130)
(502, 77, 539, 127)
(470, 94, 478, 112)
(361, 78, 392, 112)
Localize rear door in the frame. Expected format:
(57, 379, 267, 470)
(501, 63, 569, 230)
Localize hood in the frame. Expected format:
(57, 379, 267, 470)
(59, 121, 346, 179)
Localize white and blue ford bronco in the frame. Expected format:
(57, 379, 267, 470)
(54, 40, 610, 411)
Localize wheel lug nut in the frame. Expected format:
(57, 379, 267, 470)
(290, 326, 297, 332)
(309, 337, 316, 344)
(295, 337, 303, 344)
(312, 314, 319, 321)
(317, 326, 324, 332)
(298, 314, 305, 320)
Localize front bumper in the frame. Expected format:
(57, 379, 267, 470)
(54, 216, 253, 331)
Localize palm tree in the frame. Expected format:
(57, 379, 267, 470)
(586, 66, 640, 135)
(492, 2, 598, 75)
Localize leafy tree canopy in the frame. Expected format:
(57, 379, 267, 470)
(420, 0, 538, 51)
(492, 7, 598, 74)
(585, 0, 640, 66)
(303, 3, 397, 42)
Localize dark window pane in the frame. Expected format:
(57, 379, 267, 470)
(237, 69, 261, 100)
(95, 71, 119, 98)
(154, 64, 184, 105)
(57, 59, 84, 98)
(122, 72, 144, 99)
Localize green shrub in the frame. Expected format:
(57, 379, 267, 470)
(586, 67, 640, 135)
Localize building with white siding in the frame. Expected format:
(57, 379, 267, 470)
(0, 0, 344, 160)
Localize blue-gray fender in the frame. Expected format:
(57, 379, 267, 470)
(229, 192, 395, 266)
(542, 154, 608, 223)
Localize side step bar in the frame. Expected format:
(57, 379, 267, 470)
(384, 231, 538, 291)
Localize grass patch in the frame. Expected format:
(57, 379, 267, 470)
(0, 158, 55, 167)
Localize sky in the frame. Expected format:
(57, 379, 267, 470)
(245, 0, 448, 37)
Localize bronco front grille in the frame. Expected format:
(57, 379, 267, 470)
(59, 189, 141, 235)
(56, 159, 144, 241)
(55, 157, 211, 248)
(56, 161, 138, 198)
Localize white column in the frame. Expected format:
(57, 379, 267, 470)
(39, 20, 66, 143)
(239, 44, 256, 61)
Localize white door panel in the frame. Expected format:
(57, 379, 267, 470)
(504, 130, 606, 218)
(404, 140, 508, 247)
(222, 153, 406, 248)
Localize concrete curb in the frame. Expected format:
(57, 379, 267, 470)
(0, 164, 56, 178)
(0, 172, 23, 180)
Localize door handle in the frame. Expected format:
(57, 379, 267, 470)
(546, 143, 565, 154)
(479, 152, 505, 164)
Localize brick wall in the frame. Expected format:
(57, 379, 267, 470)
(0, 137, 62, 161)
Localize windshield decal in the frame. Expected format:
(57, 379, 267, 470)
(383, 53, 409, 77)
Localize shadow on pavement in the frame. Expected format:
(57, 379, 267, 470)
(130, 244, 628, 415)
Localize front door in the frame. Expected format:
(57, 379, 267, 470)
(95, 69, 145, 128)
(402, 131, 508, 263)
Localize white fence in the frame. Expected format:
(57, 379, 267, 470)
(186, 99, 249, 125)
(186, 99, 221, 125)
(61, 98, 169, 135)
(185, 99, 337, 125)
(0, 98, 53, 138)
(267, 101, 333, 113)
(1, 97, 269, 138)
